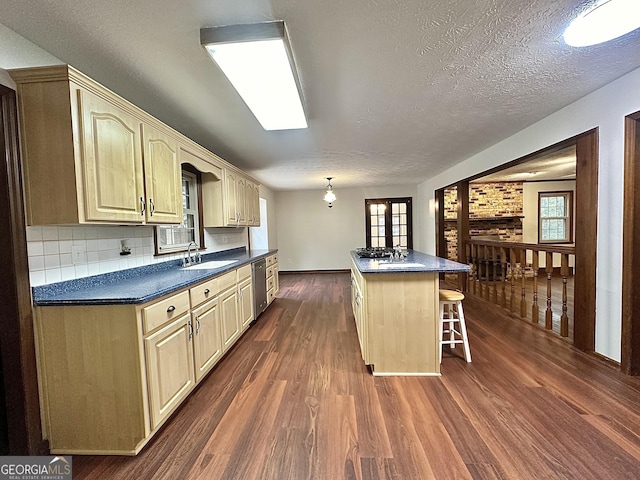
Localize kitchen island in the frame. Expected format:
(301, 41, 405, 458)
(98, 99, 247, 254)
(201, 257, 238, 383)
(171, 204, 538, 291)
(350, 249, 470, 376)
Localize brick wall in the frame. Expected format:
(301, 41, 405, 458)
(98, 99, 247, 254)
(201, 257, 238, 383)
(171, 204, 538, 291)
(444, 183, 523, 260)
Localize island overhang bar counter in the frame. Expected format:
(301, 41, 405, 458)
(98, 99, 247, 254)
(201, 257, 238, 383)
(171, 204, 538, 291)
(350, 249, 470, 376)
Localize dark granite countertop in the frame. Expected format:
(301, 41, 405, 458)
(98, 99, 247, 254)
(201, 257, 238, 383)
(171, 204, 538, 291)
(350, 249, 470, 274)
(32, 247, 277, 306)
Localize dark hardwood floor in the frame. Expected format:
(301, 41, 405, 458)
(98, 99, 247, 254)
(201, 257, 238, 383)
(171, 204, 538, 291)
(72, 272, 640, 479)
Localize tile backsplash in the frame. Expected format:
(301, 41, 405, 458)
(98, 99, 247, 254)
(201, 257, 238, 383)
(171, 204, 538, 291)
(26, 225, 248, 286)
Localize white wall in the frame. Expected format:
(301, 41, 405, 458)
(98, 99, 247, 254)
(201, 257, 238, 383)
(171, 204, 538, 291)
(522, 180, 576, 268)
(275, 185, 418, 271)
(259, 184, 278, 249)
(418, 65, 640, 362)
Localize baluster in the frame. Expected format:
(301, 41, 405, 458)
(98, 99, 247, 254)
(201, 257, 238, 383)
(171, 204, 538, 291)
(483, 245, 491, 301)
(520, 248, 527, 318)
(531, 251, 540, 324)
(492, 245, 499, 304)
(560, 253, 569, 337)
(471, 243, 478, 295)
(478, 244, 485, 298)
(545, 251, 553, 330)
(467, 241, 472, 292)
(509, 248, 517, 314)
(500, 246, 508, 307)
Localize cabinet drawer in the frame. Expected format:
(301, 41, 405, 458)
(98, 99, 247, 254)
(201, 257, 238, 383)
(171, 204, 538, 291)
(218, 270, 237, 292)
(266, 265, 274, 279)
(142, 290, 190, 334)
(190, 277, 220, 308)
(267, 276, 275, 291)
(237, 264, 251, 281)
(266, 254, 276, 266)
(267, 288, 275, 304)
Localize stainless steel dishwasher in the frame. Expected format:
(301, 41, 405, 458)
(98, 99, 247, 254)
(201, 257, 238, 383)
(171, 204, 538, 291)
(252, 258, 267, 318)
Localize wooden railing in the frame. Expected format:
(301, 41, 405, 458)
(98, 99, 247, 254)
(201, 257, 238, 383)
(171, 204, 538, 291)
(465, 239, 575, 338)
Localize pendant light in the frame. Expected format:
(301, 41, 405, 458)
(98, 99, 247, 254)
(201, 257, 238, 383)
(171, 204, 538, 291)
(323, 177, 336, 208)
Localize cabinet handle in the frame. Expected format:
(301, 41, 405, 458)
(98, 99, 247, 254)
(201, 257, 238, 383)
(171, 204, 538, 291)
(140, 196, 146, 216)
(204, 289, 210, 295)
(195, 316, 201, 334)
(166, 305, 176, 313)
(149, 198, 155, 216)
(188, 320, 193, 340)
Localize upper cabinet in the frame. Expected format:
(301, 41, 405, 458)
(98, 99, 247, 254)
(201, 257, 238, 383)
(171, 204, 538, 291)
(10, 65, 259, 227)
(141, 124, 182, 224)
(78, 90, 146, 223)
(200, 165, 260, 228)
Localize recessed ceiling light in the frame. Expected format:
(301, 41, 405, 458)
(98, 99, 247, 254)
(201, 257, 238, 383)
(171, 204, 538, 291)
(564, 0, 640, 47)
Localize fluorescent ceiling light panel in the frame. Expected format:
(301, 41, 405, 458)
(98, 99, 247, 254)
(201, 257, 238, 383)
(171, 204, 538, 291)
(201, 22, 307, 130)
(564, 0, 640, 47)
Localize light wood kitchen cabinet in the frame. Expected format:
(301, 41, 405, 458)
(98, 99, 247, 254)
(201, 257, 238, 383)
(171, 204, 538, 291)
(220, 284, 240, 351)
(201, 166, 261, 228)
(141, 124, 182, 224)
(11, 65, 183, 225)
(191, 298, 222, 382)
(11, 64, 264, 227)
(222, 169, 253, 226)
(246, 180, 260, 226)
(350, 261, 369, 363)
(238, 264, 254, 329)
(144, 312, 195, 429)
(349, 258, 440, 375)
(78, 90, 146, 222)
(223, 168, 240, 225)
(266, 253, 279, 304)
(33, 259, 262, 454)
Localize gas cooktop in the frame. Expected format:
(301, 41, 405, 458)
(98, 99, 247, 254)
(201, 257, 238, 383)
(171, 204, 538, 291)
(355, 247, 395, 258)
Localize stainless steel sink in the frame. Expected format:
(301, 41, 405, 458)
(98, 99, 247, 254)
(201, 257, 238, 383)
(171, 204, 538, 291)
(183, 259, 238, 270)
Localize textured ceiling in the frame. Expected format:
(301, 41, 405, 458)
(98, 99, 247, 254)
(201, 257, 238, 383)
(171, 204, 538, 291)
(474, 146, 576, 183)
(0, 0, 639, 191)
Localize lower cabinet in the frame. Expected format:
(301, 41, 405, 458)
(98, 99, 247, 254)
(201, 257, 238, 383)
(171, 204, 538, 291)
(144, 313, 195, 429)
(34, 259, 270, 455)
(191, 298, 222, 383)
(350, 262, 369, 363)
(266, 253, 279, 304)
(220, 285, 240, 351)
(238, 267, 254, 329)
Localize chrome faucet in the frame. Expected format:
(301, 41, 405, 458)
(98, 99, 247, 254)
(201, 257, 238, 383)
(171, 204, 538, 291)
(183, 241, 199, 267)
(389, 245, 407, 262)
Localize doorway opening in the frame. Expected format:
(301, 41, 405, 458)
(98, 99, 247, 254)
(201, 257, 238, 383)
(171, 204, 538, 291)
(622, 110, 640, 375)
(436, 130, 597, 353)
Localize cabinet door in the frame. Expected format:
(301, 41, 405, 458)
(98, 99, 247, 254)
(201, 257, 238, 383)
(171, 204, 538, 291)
(220, 286, 240, 351)
(224, 169, 239, 226)
(192, 299, 222, 382)
(245, 181, 260, 226)
(273, 263, 279, 294)
(236, 176, 247, 225)
(144, 313, 195, 429)
(239, 278, 254, 330)
(142, 124, 182, 224)
(78, 90, 145, 222)
(251, 181, 261, 226)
